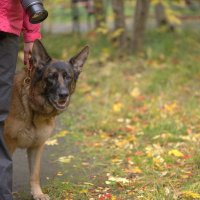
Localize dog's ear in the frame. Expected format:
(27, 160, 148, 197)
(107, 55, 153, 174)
(31, 39, 51, 67)
(69, 46, 89, 77)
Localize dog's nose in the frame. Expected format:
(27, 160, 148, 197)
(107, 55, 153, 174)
(59, 90, 69, 99)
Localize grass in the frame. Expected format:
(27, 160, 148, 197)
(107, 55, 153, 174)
(15, 29, 200, 199)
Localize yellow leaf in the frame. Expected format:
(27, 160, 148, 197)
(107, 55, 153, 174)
(57, 172, 63, 176)
(165, 8, 182, 25)
(96, 24, 109, 35)
(181, 191, 200, 199)
(145, 144, 164, 157)
(115, 139, 129, 148)
(153, 156, 165, 164)
(153, 155, 165, 170)
(83, 182, 94, 186)
(164, 102, 177, 114)
(80, 189, 88, 194)
(111, 158, 123, 164)
(58, 155, 74, 163)
(45, 139, 58, 146)
(54, 130, 69, 139)
(130, 87, 141, 98)
(130, 167, 142, 174)
(113, 102, 123, 112)
(112, 196, 117, 200)
(110, 28, 124, 39)
(168, 15, 181, 25)
(180, 174, 189, 179)
(168, 149, 184, 157)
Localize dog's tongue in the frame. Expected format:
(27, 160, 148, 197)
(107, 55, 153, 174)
(58, 99, 66, 105)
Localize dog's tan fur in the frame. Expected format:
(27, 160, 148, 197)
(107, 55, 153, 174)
(4, 69, 54, 200)
(4, 40, 89, 200)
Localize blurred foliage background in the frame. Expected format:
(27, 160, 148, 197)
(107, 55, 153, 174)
(40, 0, 200, 53)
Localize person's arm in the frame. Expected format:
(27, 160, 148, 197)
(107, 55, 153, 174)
(22, 10, 41, 66)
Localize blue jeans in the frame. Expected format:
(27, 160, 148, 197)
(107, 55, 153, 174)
(0, 32, 19, 200)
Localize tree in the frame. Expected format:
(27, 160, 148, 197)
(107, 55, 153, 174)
(154, 2, 175, 31)
(111, 0, 126, 48)
(185, 0, 198, 10)
(185, 0, 193, 8)
(84, 0, 95, 30)
(155, 2, 167, 27)
(71, 0, 80, 32)
(93, 0, 106, 28)
(132, 0, 150, 53)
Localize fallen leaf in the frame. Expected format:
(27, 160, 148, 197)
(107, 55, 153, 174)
(164, 187, 170, 196)
(57, 172, 63, 176)
(168, 149, 184, 158)
(130, 87, 141, 98)
(112, 102, 123, 112)
(54, 130, 69, 139)
(58, 155, 74, 163)
(164, 102, 177, 114)
(153, 156, 165, 170)
(160, 171, 168, 177)
(80, 189, 88, 194)
(45, 139, 58, 146)
(106, 176, 130, 185)
(181, 191, 200, 199)
(126, 167, 142, 174)
(134, 151, 144, 156)
(98, 193, 112, 200)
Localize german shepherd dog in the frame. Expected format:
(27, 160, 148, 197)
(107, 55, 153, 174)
(4, 40, 89, 200)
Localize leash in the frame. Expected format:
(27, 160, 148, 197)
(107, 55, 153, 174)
(24, 59, 33, 85)
(23, 58, 36, 103)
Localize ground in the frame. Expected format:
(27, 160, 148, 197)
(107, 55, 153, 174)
(14, 29, 200, 199)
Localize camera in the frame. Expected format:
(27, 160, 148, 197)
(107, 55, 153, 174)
(21, 0, 48, 24)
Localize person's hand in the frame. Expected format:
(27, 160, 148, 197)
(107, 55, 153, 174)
(24, 42, 34, 67)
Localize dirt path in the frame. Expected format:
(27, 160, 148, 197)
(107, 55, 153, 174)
(12, 121, 90, 199)
(13, 145, 61, 197)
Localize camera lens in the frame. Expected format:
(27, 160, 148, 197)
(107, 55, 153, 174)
(21, 0, 48, 24)
(27, 3, 48, 24)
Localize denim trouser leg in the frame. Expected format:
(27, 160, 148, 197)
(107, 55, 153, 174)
(0, 32, 19, 200)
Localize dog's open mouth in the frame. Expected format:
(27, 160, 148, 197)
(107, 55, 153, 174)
(50, 98, 69, 110)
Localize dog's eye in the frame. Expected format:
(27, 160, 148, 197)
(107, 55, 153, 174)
(49, 73, 58, 80)
(63, 72, 71, 80)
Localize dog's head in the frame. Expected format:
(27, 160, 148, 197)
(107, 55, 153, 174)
(29, 40, 89, 114)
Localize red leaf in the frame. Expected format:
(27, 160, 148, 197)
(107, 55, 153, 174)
(99, 193, 112, 200)
(134, 151, 144, 156)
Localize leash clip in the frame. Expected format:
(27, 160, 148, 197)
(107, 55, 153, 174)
(24, 77, 31, 85)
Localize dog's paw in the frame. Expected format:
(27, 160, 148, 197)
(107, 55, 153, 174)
(32, 193, 50, 200)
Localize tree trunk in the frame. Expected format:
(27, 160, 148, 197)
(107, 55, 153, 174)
(112, 0, 126, 48)
(132, 0, 150, 53)
(155, 2, 168, 27)
(185, 0, 196, 10)
(155, 2, 175, 31)
(93, 0, 106, 28)
(71, 0, 80, 33)
(185, 0, 193, 7)
(84, 0, 95, 30)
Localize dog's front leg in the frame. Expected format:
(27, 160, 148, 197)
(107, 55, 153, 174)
(27, 144, 50, 200)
